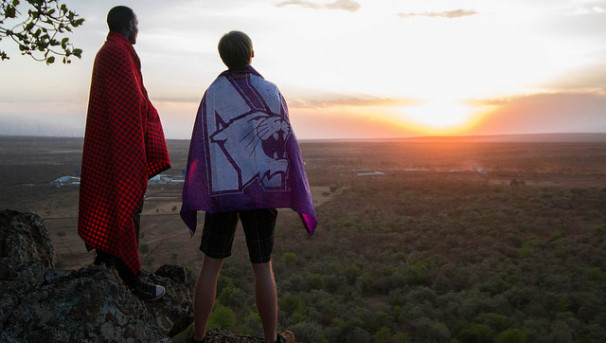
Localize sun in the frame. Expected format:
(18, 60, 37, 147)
(401, 100, 474, 131)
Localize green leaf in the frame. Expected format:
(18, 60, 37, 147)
(2, 1, 84, 65)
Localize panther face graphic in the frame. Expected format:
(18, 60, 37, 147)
(211, 111, 291, 190)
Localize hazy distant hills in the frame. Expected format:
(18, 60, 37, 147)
(304, 132, 606, 143)
(2, 132, 606, 143)
(404, 133, 606, 143)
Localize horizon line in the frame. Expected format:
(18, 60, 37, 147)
(2, 132, 606, 143)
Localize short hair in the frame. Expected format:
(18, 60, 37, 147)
(107, 6, 135, 32)
(218, 31, 253, 69)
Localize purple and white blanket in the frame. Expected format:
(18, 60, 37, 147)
(180, 66, 317, 236)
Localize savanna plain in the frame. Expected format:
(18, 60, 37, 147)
(1, 135, 605, 343)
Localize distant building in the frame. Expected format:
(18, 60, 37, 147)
(148, 174, 184, 184)
(50, 176, 80, 188)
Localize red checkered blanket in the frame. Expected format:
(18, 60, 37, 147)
(78, 32, 170, 274)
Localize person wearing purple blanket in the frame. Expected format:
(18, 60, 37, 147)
(181, 31, 317, 343)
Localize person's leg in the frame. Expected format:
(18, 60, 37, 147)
(95, 248, 135, 288)
(114, 257, 139, 289)
(103, 200, 164, 301)
(134, 199, 144, 245)
(194, 211, 239, 341)
(251, 261, 278, 343)
(114, 198, 143, 286)
(193, 255, 224, 341)
(240, 209, 279, 343)
(94, 249, 115, 266)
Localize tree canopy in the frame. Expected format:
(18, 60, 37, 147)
(0, 0, 84, 64)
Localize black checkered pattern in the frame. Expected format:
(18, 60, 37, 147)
(78, 32, 170, 274)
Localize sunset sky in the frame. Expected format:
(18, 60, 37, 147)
(1, 0, 606, 140)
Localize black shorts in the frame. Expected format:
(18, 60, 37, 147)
(200, 209, 277, 263)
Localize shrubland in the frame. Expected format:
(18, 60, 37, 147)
(205, 141, 606, 343)
(2, 137, 605, 342)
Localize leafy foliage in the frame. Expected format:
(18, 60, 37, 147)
(0, 0, 84, 64)
(211, 172, 606, 342)
(208, 304, 236, 331)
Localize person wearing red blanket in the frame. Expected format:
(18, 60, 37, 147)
(78, 6, 171, 301)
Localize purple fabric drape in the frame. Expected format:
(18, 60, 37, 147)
(181, 66, 317, 236)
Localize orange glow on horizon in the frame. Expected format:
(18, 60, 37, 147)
(400, 100, 473, 129)
(385, 100, 491, 136)
(290, 100, 496, 139)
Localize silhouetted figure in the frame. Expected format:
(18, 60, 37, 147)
(181, 31, 316, 343)
(78, 6, 170, 301)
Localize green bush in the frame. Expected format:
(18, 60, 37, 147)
(495, 328, 529, 343)
(373, 326, 391, 343)
(208, 304, 235, 330)
(218, 286, 247, 308)
(236, 311, 262, 336)
(281, 252, 298, 266)
(279, 293, 306, 324)
(306, 273, 325, 291)
(291, 322, 328, 343)
(454, 322, 494, 343)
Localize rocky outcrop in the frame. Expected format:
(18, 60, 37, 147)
(172, 327, 272, 343)
(0, 209, 194, 343)
(0, 209, 285, 343)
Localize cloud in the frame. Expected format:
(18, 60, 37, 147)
(276, 0, 360, 12)
(288, 96, 419, 109)
(152, 96, 200, 104)
(398, 9, 478, 19)
(470, 92, 606, 135)
(546, 57, 606, 93)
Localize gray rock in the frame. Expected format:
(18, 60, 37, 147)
(0, 209, 272, 343)
(0, 210, 191, 342)
(141, 265, 195, 337)
(0, 210, 56, 328)
(4, 265, 168, 342)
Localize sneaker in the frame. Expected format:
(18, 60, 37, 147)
(133, 280, 166, 301)
(276, 330, 296, 343)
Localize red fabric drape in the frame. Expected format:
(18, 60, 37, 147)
(78, 32, 170, 274)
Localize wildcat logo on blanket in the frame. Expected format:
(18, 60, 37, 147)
(211, 111, 292, 191)
(202, 71, 294, 195)
(181, 66, 317, 236)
